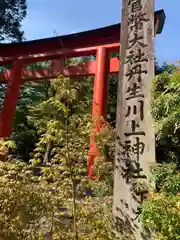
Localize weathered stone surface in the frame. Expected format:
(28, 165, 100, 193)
(113, 0, 155, 239)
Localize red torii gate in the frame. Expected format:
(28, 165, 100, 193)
(0, 10, 165, 178)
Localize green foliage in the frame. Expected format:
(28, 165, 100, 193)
(152, 65, 180, 165)
(0, 140, 115, 239)
(29, 74, 92, 165)
(141, 164, 180, 239)
(0, 0, 27, 42)
(0, 71, 118, 239)
(162, 174, 180, 195)
(9, 62, 52, 160)
(141, 64, 180, 240)
(3, 46, 180, 239)
(92, 122, 115, 197)
(0, 8, 118, 238)
(10, 82, 46, 160)
(0, 161, 47, 239)
(151, 163, 180, 196)
(141, 193, 180, 240)
(155, 62, 177, 75)
(152, 163, 177, 189)
(108, 75, 118, 124)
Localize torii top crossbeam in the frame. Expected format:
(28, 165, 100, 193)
(0, 10, 165, 66)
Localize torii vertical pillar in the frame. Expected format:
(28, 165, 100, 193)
(88, 47, 109, 178)
(0, 60, 23, 137)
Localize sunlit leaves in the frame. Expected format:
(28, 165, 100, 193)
(152, 65, 180, 165)
(141, 64, 180, 239)
(141, 194, 180, 240)
(141, 163, 180, 239)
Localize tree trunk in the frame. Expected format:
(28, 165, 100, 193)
(43, 142, 51, 164)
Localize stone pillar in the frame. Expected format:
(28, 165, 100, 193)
(113, 0, 155, 238)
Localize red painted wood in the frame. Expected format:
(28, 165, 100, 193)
(94, 47, 109, 117)
(0, 43, 120, 66)
(88, 47, 109, 178)
(0, 9, 164, 60)
(0, 60, 23, 137)
(0, 24, 120, 58)
(0, 58, 120, 83)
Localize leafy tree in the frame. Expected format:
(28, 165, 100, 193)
(10, 82, 46, 161)
(0, 71, 117, 239)
(108, 75, 118, 124)
(0, 158, 115, 239)
(152, 65, 180, 166)
(141, 64, 180, 240)
(0, 0, 27, 42)
(29, 74, 92, 164)
(141, 164, 180, 240)
(10, 62, 52, 160)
